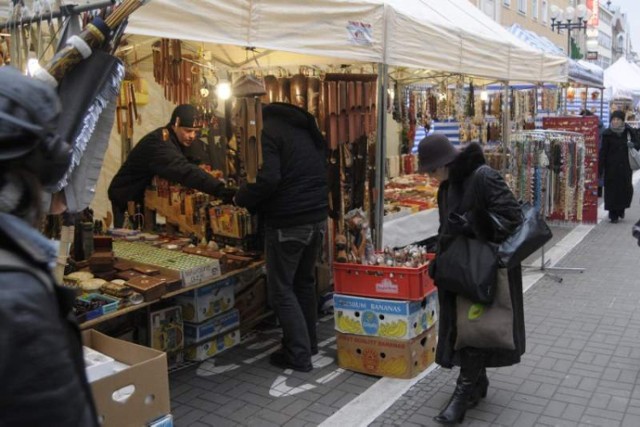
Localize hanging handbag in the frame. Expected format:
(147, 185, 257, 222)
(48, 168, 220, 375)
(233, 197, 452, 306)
(627, 131, 640, 171)
(434, 234, 499, 304)
(489, 202, 553, 268)
(455, 268, 515, 350)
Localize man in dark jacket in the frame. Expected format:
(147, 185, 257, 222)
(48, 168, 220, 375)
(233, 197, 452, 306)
(235, 102, 328, 372)
(0, 67, 98, 426)
(108, 104, 233, 227)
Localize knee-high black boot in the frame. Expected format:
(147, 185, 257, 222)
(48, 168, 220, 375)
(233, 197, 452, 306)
(470, 367, 489, 406)
(434, 350, 485, 425)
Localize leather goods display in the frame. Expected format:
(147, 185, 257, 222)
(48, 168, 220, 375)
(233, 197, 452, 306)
(454, 269, 515, 350)
(489, 202, 553, 268)
(434, 234, 498, 304)
(232, 75, 266, 184)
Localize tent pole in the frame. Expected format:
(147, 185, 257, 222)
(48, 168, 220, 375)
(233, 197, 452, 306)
(600, 88, 604, 122)
(502, 81, 511, 172)
(374, 63, 388, 250)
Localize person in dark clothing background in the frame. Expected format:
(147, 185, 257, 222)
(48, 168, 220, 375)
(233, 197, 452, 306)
(418, 134, 524, 424)
(235, 102, 328, 372)
(599, 110, 640, 223)
(0, 66, 98, 426)
(108, 104, 234, 227)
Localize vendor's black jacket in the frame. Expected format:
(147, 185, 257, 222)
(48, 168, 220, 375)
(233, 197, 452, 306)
(235, 103, 328, 228)
(0, 213, 98, 426)
(108, 126, 226, 208)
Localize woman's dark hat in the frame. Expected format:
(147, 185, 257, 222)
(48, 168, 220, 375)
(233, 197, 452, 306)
(418, 133, 459, 173)
(611, 110, 625, 122)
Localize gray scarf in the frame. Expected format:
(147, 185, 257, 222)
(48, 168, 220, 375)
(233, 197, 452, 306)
(611, 123, 626, 135)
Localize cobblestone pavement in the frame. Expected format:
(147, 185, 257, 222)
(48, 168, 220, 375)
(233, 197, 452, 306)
(170, 188, 640, 426)
(371, 195, 640, 426)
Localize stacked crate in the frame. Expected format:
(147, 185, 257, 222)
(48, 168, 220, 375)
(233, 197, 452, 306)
(332, 256, 438, 379)
(176, 276, 241, 361)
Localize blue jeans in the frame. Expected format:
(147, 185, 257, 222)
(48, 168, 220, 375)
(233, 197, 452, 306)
(265, 220, 326, 365)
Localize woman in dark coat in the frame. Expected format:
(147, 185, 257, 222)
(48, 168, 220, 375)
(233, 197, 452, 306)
(417, 134, 524, 424)
(599, 110, 640, 223)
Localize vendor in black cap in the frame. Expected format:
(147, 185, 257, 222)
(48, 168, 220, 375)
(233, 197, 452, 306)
(108, 104, 234, 227)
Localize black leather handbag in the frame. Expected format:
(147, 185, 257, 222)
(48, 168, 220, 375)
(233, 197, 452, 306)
(434, 234, 499, 304)
(490, 202, 553, 268)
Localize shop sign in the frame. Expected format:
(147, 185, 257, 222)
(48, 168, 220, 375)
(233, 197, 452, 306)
(347, 21, 373, 46)
(587, 0, 599, 27)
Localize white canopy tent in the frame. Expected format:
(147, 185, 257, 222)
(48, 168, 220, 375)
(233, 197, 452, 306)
(124, 0, 567, 83)
(604, 57, 640, 101)
(2, 0, 569, 246)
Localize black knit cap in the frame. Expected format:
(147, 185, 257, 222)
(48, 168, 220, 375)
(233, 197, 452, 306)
(611, 110, 625, 122)
(169, 104, 198, 128)
(418, 133, 459, 173)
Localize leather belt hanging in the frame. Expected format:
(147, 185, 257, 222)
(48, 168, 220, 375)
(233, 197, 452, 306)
(232, 75, 267, 184)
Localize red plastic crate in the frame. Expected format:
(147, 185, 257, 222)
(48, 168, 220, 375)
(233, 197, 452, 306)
(333, 254, 435, 301)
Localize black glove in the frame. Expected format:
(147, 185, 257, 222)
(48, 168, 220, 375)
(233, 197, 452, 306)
(633, 219, 640, 247)
(218, 187, 237, 204)
(447, 212, 476, 238)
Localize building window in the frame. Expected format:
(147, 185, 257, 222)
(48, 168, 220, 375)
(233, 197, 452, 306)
(518, 0, 527, 14)
(532, 0, 538, 19)
(542, 0, 548, 23)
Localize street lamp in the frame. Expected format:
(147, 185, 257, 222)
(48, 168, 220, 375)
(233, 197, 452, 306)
(550, 5, 592, 57)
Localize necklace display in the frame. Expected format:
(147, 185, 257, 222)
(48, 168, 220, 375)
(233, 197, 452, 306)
(510, 130, 586, 222)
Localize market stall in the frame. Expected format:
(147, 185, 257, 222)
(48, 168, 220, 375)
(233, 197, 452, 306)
(604, 57, 640, 112)
(1, 0, 568, 387)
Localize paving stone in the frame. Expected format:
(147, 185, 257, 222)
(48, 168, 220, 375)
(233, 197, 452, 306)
(199, 413, 240, 427)
(561, 403, 586, 421)
(623, 414, 640, 427)
(584, 406, 625, 421)
(252, 408, 293, 425)
(175, 408, 207, 425)
(281, 399, 312, 417)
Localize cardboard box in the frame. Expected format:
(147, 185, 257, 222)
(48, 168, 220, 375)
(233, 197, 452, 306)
(234, 276, 267, 330)
(149, 306, 184, 354)
(184, 329, 241, 361)
(336, 326, 437, 379)
(148, 414, 174, 427)
(184, 308, 240, 345)
(82, 330, 170, 427)
(333, 291, 438, 340)
(175, 277, 237, 323)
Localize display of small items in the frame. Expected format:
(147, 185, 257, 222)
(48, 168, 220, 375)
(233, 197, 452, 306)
(367, 245, 431, 268)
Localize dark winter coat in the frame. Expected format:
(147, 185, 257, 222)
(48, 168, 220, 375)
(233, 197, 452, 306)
(434, 143, 525, 369)
(235, 103, 328, 228)
(599, 125, 640, 211)
(0, 213, 98, 427)
(108, 127, 226, 209)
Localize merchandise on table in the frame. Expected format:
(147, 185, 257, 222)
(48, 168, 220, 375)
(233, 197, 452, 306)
(113, 241, 221, 287)
(384, 174, 438, 217)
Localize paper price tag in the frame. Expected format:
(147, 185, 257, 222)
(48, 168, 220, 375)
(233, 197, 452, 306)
(181, 261, 221, 287)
